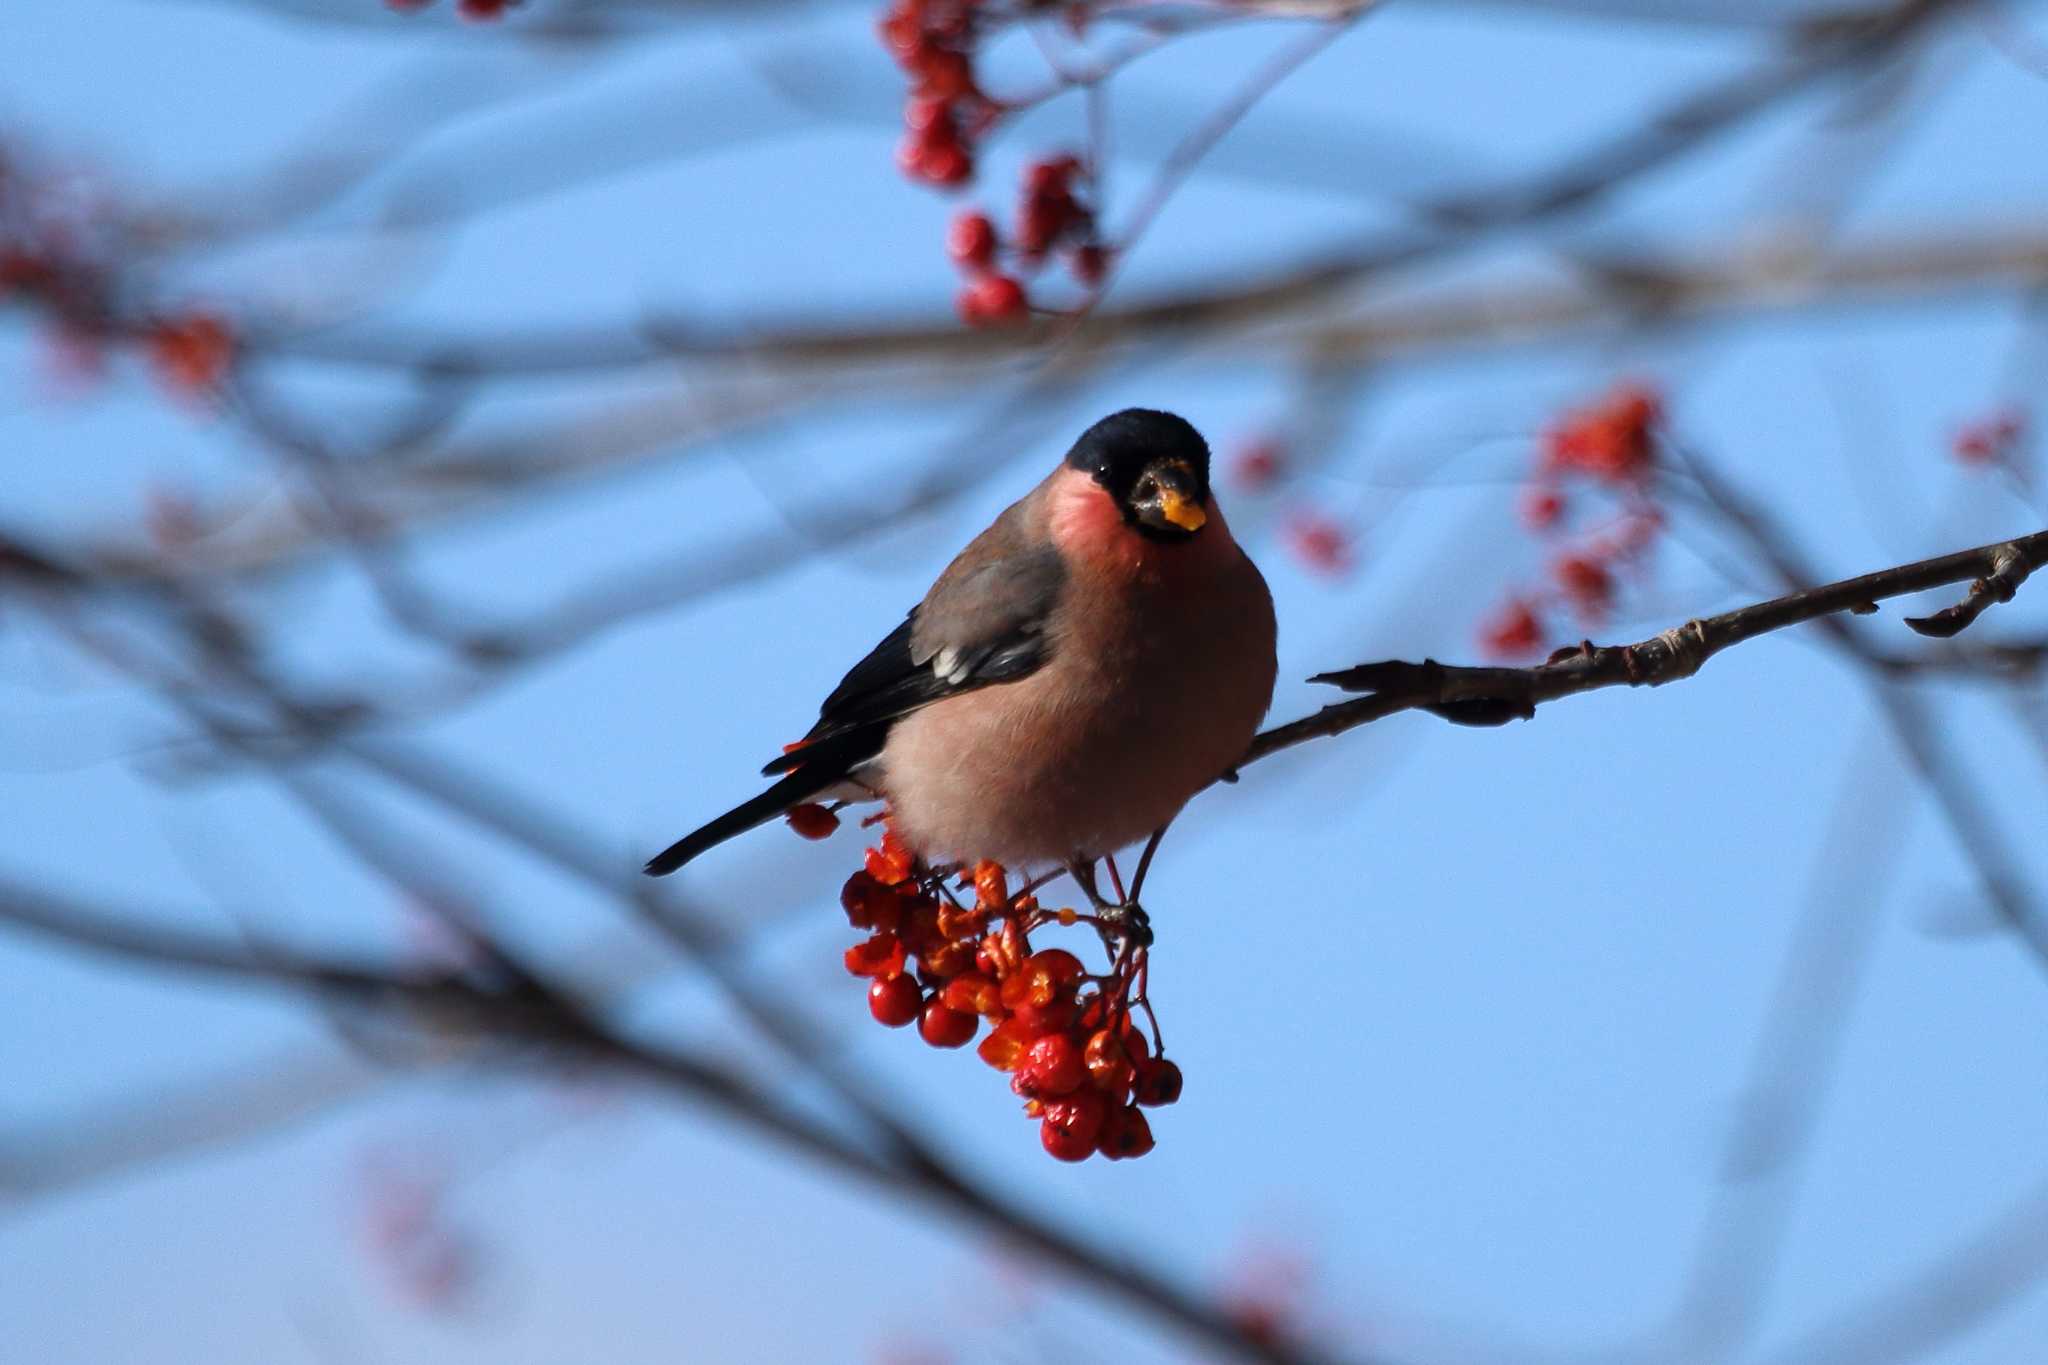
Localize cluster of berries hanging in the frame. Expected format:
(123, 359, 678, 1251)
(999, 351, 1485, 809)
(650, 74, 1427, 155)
(823, 816, 1180, 1161)
(386, 0, 521, 19)
(1952, 408, 2029, 467)
(1481, 380, 1669, 659)
(3, 150, 236, 399)
(879, 1, 1113, 326)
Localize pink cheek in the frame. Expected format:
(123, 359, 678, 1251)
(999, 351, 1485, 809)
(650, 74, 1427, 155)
(1047, 479, 1128, 559)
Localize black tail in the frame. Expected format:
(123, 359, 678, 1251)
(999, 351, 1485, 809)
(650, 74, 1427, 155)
(642, 770, 827, 876)
(641, 729, 883, 877)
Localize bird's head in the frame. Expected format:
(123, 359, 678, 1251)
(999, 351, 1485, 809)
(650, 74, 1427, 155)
(1064, 408, 1212, 542)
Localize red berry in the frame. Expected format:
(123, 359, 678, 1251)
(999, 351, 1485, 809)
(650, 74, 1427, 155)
(914, 49, 975, 101)
(1286, 512, 1353, 576)
(1097, 1104, 1155, 1160)
(784, 803, 839, 841)
(1020, 1033, 1085, 1096)
(1027, 155, 1079, 194)
(879, 10, 922, 58)
(457, 0, 511, 18)
(1134, 1057, 1183, 1107)
(904, 95, 954, 133)
(947, 211, 998, 271)
(1041, 1106, 1098, 1161)
(146, 313, 235, 395)
(918, 143, 973, 187)
(868, 974, 923, 1028)
(1520, 487, 1564, 530)
(1553, 553, 1614, 617)
(918, 999, 977, 1048)
(1480, 598, 1545, 660)
(1083, 1027, 1136, 1097)
(1232, 442, 1283, 491)
(957, 274, 1028, 327)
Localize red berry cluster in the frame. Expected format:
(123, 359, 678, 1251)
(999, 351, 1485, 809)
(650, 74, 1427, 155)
(944, 156, 1108, 327)
(144, 311, 236, 396)
(1953, 409, 2028, 466)
(1480, 380, 1671, 658)
(1539, 380, 1662, 485)
(881, 1, 1000, 189)
(840, 826, 1180, 1162)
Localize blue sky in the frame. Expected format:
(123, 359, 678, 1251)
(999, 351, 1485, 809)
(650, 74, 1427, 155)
(4, 2, 2048, 1362)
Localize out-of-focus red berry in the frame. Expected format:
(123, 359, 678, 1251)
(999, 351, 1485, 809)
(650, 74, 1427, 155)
(1233, 441, 1284, 491)
(785, 803, 839, 841)
(957, 274, 1028, 327)
(942, 971, 1005, 1018)
(1542, 380, 1662, 483)
(915, 48, 975, 101)
(1042, 1089, 1106, 1150)
(1953, 409, 2028, 465)
(1286, 512, 1353, 577)
(918, 999, 978, 1048)
(1553, 553, 1614, 618)
(146, 313, 234, 395)
(1480, 598, 1545, 660)
(1068, 243, 1109, 288)
(869, 974, 924, 1027)
(1519, 487, 1564, 530)
(865, 830, 915, 886)
(947, 212, 998, 271)
(457, 0, 513, 18)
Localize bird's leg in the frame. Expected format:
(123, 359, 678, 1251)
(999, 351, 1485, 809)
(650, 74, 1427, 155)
(1067, 857, 1109, 909)
(1066, 856, 1153, 952)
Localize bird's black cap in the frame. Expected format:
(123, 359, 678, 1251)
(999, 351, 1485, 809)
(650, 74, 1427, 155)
(1064, 408, 1211, 508)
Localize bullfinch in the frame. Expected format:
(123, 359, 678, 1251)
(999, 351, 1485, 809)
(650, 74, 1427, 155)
(644, 408, 1278, 909)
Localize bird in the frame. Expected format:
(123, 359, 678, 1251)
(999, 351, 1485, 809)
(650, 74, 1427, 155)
(643, 407, 1278, 916)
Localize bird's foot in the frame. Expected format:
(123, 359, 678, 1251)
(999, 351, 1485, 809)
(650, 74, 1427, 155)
(1093, 901, 1153, 952)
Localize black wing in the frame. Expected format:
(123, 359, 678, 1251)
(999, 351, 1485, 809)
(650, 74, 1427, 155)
(644, 517, 1064, 877)
(761, 544, 1065, 776)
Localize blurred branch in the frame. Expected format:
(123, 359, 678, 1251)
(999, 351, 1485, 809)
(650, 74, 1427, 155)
(1756, 1171, 2048, 1365)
